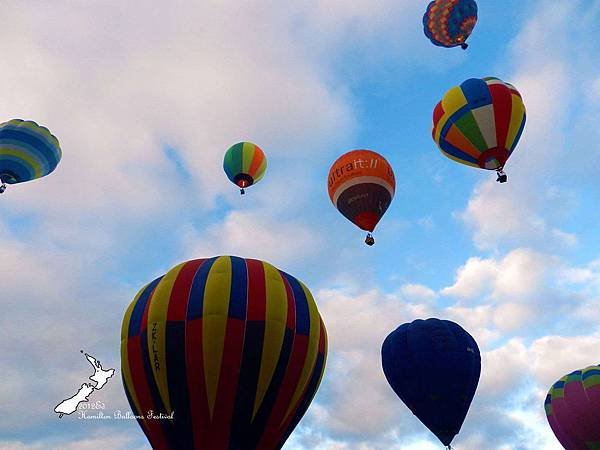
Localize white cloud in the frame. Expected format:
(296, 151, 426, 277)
(313, 288, 434, 436)
(304, 270, 600, 449)
(179, 209, 319, 270)
(458, 180, 578, 251)
(399, 283, 437, 301)
(458, 0, 584, 252)
(492, 302, 536, 332)
(1, 1, 598, 450)
(558, 259, 600, 287)
(441, 256, 498, 300)
(441, 248, 552, 303)
(0, 1, 358, 223)
(0, 433, 147, 450)
(529, 334, 600, 388)
(478, 339, 529, 398)
(0, 3, 419, 444)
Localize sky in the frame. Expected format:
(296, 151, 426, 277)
(1, 0, 599, 449)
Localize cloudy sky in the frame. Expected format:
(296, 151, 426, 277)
(1, 1, 599, 449)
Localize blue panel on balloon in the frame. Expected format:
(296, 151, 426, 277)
(381, 318, 481, 446)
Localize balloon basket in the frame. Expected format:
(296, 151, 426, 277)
(496, 169, 507, 183)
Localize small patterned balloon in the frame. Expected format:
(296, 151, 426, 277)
(423, 0, 478, 49)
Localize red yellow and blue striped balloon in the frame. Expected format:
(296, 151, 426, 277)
(0, 119, 62, 193)
(423, 0, 478, 49)
(432, 77, 526, 177)
(121, 256, 327, 450)
(223, 142, 267, 194)
(545, 364, 600, 450)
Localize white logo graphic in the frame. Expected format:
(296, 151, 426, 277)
(54, 350, 115, 418)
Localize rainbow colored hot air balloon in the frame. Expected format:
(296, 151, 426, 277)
(423, 0, 478, 50)
(327, 149, 395, 246)
(546, 365, 600, 449)
(0, 119, 62, 194)
(432, 77, 526, 183)
(223, 142, 267, 194)
(121, 256, 327, 450)
(381, 318, 481, 448)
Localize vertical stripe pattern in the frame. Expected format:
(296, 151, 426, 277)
(0, 119, 62, 185)
(546, 364, 600, 449)
(432, 77, 526, 171)
(223, 142, 267, 190)
(121, 256, 327, 450)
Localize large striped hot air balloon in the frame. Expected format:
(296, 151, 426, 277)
(121, 256, 327, 450)
(423, 0, 478, 50)
(545, 365, 600, 449)
(0, 119, 62, 194)
(381, 318, 481, 448)
(223, 142, 267, 194)
(432, 77, 526, 183)
(327, 149, 395, 246)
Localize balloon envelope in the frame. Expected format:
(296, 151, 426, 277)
(327, 149, 395, 233)
(432, 77, 526, 172)
(381, 318, 480, 446)
(423, 0, 478, 48)
(0, 119, 61, 185)
(223, 142, 267, 191)
(546, 365, 600, 449)
(121, 256, 327, 450)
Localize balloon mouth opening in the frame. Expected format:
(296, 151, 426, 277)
(234, 174, 254, 189)
(0, 172, 16, 184)
(477, 147, 508, 170)
(353, 212, 379, 233)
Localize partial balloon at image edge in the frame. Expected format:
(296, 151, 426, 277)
(0, 118, 62, 195)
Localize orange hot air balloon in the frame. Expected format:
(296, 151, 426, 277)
(327, 149, 395, 246)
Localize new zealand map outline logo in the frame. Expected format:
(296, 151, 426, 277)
(54, 350, 115, 418)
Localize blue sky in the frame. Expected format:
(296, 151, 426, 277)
(1, 1, 600, 449)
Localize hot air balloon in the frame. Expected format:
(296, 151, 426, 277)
(432, 77, 526, 183)
(121, 256, 327, 450)
(545, 365, 600, 449)
(327, 149, 395, 246)
(423, 0, 478, 50)
(381, 318, 480, 448)
(0, 119, 62, 194)
(223, 142, 267, 194)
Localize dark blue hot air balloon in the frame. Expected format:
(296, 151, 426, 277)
(381, 318, 480, 447)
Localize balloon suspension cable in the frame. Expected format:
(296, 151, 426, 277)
(365, 233, 375, 246)
(496, 168, 507, 183)
(461, 43, 468, 50)
(240, 188, 245, 195)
